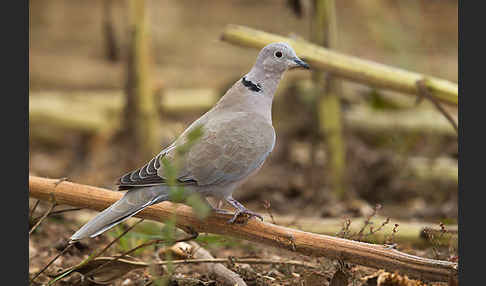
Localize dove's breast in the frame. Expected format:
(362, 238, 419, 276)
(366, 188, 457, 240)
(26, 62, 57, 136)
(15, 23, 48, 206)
(184, 111, 275, 186)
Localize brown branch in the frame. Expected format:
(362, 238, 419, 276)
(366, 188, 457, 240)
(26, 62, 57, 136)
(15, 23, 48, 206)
(76, 256, 320, 270)
(41, 218, 146, 285)
(80, 227, 197, 282)
(48, 207, 83, 216)
(28, 176, 457, 282)
(30, 244, 74, 284)
(166, 257, 319, 269)
(170, 241, 247, 286)
(29, 199, 40, 220)
(29, 201, 56, 236)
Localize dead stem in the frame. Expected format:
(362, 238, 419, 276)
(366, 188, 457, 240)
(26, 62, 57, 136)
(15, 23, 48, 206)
(47, 218, 146, 286)
(30, 244, 74, 284)
(48, 207, 83, 216)
(29, 202, 57, 236)
(90, 218, 145, 258)
(82, 230, 198, 279)
(354, 204, 382, 241)
(29, 199, 40, 221)
(262, 200, 276, 224)
(416, 79, 458, 134)
(157, 257, 319, 269)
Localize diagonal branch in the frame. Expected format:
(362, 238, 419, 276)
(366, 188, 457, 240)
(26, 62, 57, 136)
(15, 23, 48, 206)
(29, 201, 57, 236)
(221, 25, 458, 106)
(28, 176, 457, 282)
(416, 79, 458, 134)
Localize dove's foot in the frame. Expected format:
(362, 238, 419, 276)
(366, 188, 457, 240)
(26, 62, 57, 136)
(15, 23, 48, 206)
(212, 208, 233, 215)
(227, 209, 263, 224)
(225, 197, 264, 224)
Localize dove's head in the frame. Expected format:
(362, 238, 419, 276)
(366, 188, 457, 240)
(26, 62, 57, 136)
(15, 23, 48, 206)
(254, 42, 310, 74)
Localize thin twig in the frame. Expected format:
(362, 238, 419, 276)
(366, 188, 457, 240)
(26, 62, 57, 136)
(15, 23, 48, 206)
(29, 199, 40, 221)
(354, 204, 381, 241)
(81, 256, 319, 269)
(29, 202, 57, 236)
(424, 222, 450, 260)
(83, 230, 198, 279)
(46, 219, 146, 286)
(385, 224, 400, 245)
(91, 218, 146, 258)
(30, 178, 68, 235)
(416, 79, 458, 134)
(336, 218, 351, 238)
(366, 217, 390, 239)
(262, 200, 276, 225)
(118, 231, 198, 261)
(165, 257, 318, 269)
(53, 177, 69, 187)
(48, 207, 83, 216)
(30, 244, 74, 284)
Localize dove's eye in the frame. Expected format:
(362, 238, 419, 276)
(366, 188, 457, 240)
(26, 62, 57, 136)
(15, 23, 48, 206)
(275, 51, 283, 58)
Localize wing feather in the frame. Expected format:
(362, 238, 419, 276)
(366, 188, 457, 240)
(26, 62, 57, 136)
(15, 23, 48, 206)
(116, 144, 197, 191)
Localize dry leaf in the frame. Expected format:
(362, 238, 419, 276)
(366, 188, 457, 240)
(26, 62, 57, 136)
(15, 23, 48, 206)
(329, 269, 349, 286)
(361, 269, 426, 286)
(303, 272, 328, 286)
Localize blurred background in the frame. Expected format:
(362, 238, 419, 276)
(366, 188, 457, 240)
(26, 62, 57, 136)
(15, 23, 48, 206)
(29, 0, 458, 284)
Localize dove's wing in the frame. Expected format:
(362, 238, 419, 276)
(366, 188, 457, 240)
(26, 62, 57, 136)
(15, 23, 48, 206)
(116, 111, 275, 191)
(179, 111, 276, 186)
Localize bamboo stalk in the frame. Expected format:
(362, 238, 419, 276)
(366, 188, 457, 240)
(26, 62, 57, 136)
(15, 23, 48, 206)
(28, 90, 218, 144)
(345, 105, 457, 136)
(220, 25, 458, 105)
(29, 90, 456, 139)
(312, 0, 347, 199)
(124, 0, 159, 157)
(29, 94, 119, 134)
(29, 176, 457, 282)
(407, 157, 458, 184)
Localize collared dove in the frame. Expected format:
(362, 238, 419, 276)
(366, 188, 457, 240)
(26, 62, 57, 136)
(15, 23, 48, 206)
(70, 42, 309, 241)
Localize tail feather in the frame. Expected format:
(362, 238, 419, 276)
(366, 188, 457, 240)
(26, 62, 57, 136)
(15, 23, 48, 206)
(70, 186, 169, 242)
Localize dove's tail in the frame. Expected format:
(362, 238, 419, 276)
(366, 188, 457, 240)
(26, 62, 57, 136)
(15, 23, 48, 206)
(69, 186, 169, 242)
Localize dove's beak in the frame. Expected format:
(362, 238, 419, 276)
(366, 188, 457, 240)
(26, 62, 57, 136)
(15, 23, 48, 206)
(290, 57, 310, 69)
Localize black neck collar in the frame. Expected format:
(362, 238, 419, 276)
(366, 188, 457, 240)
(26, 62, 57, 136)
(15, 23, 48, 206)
(242, 76, 262, 92)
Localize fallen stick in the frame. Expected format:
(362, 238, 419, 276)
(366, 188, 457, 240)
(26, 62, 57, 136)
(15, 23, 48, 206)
(170, 241, 247, 286)
(29, 176, 457, 282)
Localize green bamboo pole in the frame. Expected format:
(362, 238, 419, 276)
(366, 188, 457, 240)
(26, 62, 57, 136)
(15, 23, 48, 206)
(124, 0, 159, 158)
(221, 25, 458, 106)
(312, 0, 347, 200)
(30, 90, 457, 141)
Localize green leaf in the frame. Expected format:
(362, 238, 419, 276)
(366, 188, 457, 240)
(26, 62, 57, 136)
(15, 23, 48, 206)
(160, 217, 176, 245)
(186, 194, 211, 220)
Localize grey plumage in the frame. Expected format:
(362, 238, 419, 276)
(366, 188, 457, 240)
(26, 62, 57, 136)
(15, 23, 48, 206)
(70, 42, 309, 241)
